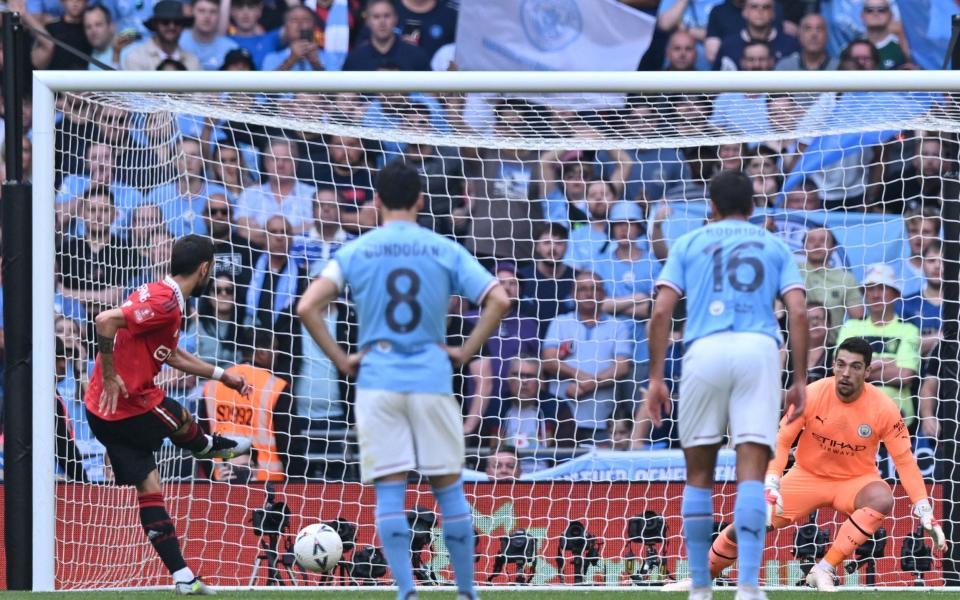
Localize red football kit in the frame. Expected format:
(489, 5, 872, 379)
(85, 277, 185, 421)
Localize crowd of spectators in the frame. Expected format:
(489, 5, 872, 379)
(0, 0, 953, 481)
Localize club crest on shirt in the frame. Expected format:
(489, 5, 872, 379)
(857, 424, 873, 438)
(134, 307, 155, 323)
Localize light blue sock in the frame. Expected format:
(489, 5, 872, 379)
(374, 481, 415, 600)
(682, 485, 714, 589)
(433, 479, 476, 598)
(734, 480, 766, 587)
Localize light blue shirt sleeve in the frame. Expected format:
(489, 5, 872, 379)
(776, 237, 804, 294)
(656, 233, 690, 293)
(260, 50, 286, 72)
(542, 317, 563, 349)
(451, 243, 495, 304)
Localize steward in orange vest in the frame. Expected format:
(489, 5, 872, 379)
(200, 335, 292, 482)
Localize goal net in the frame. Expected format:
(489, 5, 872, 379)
(35, 72, 959, 590)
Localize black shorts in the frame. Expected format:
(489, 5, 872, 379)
(86, 397, 192, 486)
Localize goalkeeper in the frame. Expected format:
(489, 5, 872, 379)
(669, 336, 946, 592)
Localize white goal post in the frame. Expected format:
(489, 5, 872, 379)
(31, 69, 960, 591)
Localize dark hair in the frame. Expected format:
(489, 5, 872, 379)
(82, 184, 115, 205)
(924, 238, 942, 256)
(836, 337, 873, 365)
(709, 170, 754, 217)
(840, 39, 881, 68)
(375, 160, 422, 210)
(169, 234, 214, 276)
(742, 40, 772, 58)
(535, 222, 569, 241)
(806, 300, 831, 330)
(83, 4, 112, 23)
(157, 58, 188, 71)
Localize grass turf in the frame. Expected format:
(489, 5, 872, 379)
(3, 592, 960, 599)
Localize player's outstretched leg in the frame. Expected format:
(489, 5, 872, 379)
(159, 400, 251, 459)
(431, 476, 477, 600)
(375, 478, 417, 600)
(136, 472, 214, 595)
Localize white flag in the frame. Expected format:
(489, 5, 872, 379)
(455, 0, 654, 72)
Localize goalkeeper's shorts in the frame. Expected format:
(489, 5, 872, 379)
(776, 465, 886, 526)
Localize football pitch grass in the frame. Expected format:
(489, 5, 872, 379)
(5, 591, 960, 599)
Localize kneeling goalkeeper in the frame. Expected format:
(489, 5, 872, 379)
(670, 336, 946, 592)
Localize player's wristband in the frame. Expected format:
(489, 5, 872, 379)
(211, 366, 225, 381)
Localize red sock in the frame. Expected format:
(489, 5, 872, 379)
(138, 492, 187, 574)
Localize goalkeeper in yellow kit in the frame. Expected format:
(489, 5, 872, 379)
(667, 336, 946, 591)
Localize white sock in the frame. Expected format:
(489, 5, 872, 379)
(173, 566, 195, 583)
(815, 559, 834, 573)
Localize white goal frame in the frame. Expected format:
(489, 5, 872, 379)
(30, 69, 960, 592)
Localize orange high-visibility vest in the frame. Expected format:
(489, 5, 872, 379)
(202, 364, 286, 482)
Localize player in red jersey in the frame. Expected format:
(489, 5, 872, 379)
(85, 235, 252, 596)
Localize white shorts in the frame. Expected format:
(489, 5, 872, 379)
(354, 389, 465, 483)
(678, 332, 781, 451)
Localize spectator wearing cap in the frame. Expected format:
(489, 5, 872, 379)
(837, 263, 921, 425)
(226, 0, 282, 70)
(343, 0, 429, 71)
(462, 264, 540, 439)
(713, 0, 798, 71)
(221, 47, 255, 70)
(775, 13, 838, 71)
(541, 271, 633, 445)
(121, 0, 202, 70)
(179, 0, 238, 70)
(261, 6, 324, 72)
(593, 202, 661, 394)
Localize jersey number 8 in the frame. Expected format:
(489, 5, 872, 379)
(385, 268, 422, 333)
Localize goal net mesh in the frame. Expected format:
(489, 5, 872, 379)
(50, 88, 955, 589)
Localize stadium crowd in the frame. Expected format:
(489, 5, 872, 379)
(0, 0, 953, 482)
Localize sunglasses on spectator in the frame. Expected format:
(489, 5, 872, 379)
(156, 19, 183, 26)
(863, 6, 890, 13)
(746, 2, 773, 9)
(207, 207, 229, 216)
(215, 286, 234, 295)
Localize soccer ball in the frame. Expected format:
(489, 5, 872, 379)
(294, 523, 343, 573)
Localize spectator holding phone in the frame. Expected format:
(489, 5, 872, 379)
(262, 6, 323, 71)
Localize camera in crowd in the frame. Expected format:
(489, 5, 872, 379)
(624, 511, 669, 586)
(900, 526, 933, 586)
(408, 507, 438, 583)
(555, 520, 602, 584)
(349, 545, 388, 584)
(793, 512, 830, 586)
(844, 527, 887, 586)
(318, 518, 357, 582)
(488, 528, 538, 584)
(247, 487, 298, 586)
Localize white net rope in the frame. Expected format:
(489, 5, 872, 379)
(51, 89, 954, 589)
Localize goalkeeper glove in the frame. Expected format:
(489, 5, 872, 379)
(913, 499, 947, 551)
(764, 474, 783, 528)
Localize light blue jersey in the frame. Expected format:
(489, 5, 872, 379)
(329, 220, 495, 394)
(657, 220, 803, 347)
